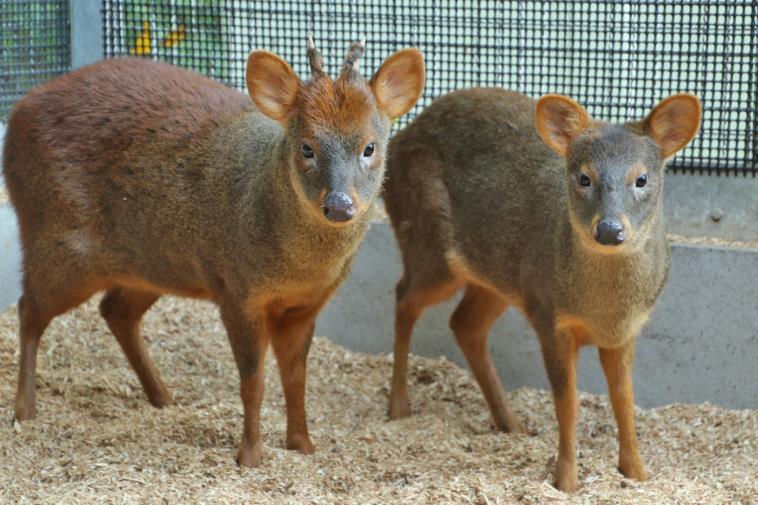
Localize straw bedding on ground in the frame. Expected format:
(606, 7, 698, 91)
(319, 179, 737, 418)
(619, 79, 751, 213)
(0, 297, 756, 504)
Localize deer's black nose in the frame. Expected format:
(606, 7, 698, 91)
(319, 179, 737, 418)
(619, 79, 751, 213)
(323, 191, 356, 223)
(595, 220, 625, 245)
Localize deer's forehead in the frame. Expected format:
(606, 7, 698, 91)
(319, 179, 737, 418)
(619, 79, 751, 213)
(571, 124, 657, 173)
(299, 79, 376, 138)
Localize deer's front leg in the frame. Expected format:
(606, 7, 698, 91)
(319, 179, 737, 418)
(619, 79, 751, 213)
(220, 301, 270, 468)
(270, 304, 321, 455)
(599, 340, 646, 481)
(534, 316, 581, 492)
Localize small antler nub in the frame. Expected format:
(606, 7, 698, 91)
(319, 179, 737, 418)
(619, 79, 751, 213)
(339, 38, 366, 81)
(307, 33, 326, 79)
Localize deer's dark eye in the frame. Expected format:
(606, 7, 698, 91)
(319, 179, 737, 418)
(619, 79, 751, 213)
(363, 143, 375, 157)
(302, 144, 315, 159)
(579, 173, 591, 187)
(635, 174, 648, 188)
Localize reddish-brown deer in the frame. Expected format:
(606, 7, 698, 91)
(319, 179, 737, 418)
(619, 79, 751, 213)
(383, 88, 700, 491)
(3, 38, 425, 467)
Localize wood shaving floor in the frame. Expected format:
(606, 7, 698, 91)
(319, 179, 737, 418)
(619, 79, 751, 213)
(1, 298, 756, 504)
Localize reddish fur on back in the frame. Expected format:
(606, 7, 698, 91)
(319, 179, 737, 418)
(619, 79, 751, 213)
(4, 57, 253, 233)
(7, 57, 251, 170)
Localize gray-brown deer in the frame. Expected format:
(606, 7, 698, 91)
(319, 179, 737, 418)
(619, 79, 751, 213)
(382, 88, 700, 491)
(3, 38, 425, 467)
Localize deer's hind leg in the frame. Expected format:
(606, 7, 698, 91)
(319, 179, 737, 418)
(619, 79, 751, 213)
(449, 284, 525, 434)
(99, 287, 172, 408)
(14, 295, 55, 421)
(389, 272, 461, 420)
(15, 271, 101, 421)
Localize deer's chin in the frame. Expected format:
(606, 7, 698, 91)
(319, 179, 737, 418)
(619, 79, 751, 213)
(321, 217, 357, 229)
(585, 240, 630, 255)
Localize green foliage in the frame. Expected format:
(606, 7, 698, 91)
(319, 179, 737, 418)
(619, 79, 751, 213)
(120, 0, 226, 78)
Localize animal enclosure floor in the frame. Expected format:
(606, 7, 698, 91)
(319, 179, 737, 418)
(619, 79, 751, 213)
(0, 298, 755, 504)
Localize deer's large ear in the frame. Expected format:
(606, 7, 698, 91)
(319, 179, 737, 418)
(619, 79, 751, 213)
(535, 95, 592, 157)
(246, 51, 302, 124)
(644, 93, 701, 159)
(370, 48, 425, 120)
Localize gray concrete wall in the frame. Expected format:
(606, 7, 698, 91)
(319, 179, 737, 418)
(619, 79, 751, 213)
(0, 205, 21, 309)
(664, 173, 758, 241)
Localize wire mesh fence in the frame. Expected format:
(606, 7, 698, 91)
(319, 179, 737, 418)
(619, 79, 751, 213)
(95, 1, 756, 175)
(0, 0, 71, 121)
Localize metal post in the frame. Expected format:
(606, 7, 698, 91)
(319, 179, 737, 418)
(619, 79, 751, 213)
(70, 0, 104, 69)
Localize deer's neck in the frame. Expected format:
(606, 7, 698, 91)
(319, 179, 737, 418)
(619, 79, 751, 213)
(553, 208, 669, 310)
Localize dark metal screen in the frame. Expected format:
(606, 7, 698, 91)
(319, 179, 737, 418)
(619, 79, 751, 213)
(102, 1, 757, 175)
(0, 0, 70, 120)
